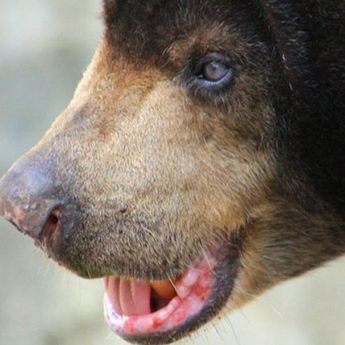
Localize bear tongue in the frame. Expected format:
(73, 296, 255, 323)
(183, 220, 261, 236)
(120, 279, 152, 316)
(106, 277, 152, 316)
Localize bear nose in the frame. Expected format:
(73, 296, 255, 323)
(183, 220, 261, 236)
(0, 156, 66, 243)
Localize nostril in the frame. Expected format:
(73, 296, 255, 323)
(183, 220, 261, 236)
(39, 208, 62, 244)
(47, 213, 59, 228)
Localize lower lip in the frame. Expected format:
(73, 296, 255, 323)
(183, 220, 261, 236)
(104, 253, 217, 336)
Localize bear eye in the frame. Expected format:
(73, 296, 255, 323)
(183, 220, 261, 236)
(199, 60, 229, 82)
(186, 53, 235, 96)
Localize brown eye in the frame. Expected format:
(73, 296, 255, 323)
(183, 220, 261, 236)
(201, 61, 229, 82)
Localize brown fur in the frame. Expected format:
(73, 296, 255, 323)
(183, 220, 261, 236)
(1, 0, 345, 343)
(31, 32, 277, 279)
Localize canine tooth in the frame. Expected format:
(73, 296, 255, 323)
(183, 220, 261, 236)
(184, 269, 200, 286)
(176, 269, 199, 299)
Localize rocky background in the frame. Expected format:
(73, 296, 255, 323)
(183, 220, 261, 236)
(1, 1, 345, 345)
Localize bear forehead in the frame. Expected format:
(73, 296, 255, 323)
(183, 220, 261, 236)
(102, 0, 269, 62)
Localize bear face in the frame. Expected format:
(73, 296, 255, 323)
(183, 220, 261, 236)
(0, 0, 345, 344)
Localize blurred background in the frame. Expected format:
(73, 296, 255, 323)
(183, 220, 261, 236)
(1, 1, 345, 345)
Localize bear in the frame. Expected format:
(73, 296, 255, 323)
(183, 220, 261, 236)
(0, 0, 345, 344)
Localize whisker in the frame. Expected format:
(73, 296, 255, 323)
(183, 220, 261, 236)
(202, 248, 213, 271)
(227, 317, 241, 345)
(212, 320, 226, 343)
(168, 277, 178, 292)
(105, 330, 116, 340)
(85, 268, 92, 279)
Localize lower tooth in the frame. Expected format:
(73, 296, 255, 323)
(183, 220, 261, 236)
(176, 269, 199, 299)
(183, 269, 200, 286)
(176, 286, 190, 299)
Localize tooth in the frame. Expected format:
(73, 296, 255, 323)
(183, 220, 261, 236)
(176, 269, 199, 299)
(183, 269, 200, 286)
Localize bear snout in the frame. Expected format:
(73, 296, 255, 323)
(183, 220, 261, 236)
(0, 154, 80, 252)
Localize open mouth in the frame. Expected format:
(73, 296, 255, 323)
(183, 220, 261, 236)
(104, 243, 239, 344)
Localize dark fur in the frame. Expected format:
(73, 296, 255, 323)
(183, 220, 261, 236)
(259, 0, 345, 214)
(0, 1, 345, 344)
